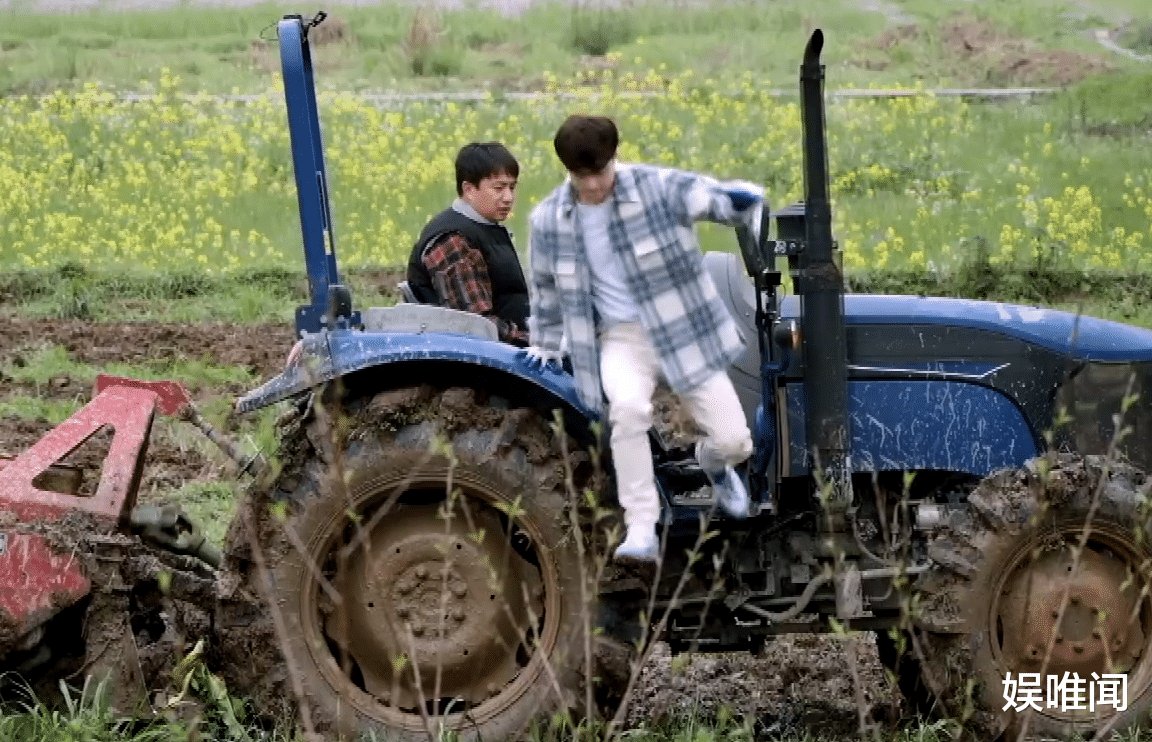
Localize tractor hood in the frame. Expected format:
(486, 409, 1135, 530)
(707, 250, 1152, 472)
(782, 294, 1152, 363)
(706, 250, 1152, 371)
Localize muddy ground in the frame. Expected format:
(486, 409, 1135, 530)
(859, 14, 1120, 86)
(0, 311, 901, 738)
(0, 317, 298, 497)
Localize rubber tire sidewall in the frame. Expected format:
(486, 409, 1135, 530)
(273, 405, 592, 741)
(929, 461, 1152, 740)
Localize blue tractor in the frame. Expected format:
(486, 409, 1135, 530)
(216, 13, 1152, 741)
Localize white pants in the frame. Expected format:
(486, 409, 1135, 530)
(599, 322, 753, 529)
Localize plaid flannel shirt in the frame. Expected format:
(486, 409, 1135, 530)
(423, 232, 530, 346)
(527, 162, 764, 416)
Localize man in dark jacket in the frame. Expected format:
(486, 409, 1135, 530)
(407, 142, 530, 346)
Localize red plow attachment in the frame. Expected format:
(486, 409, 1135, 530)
(0, 375, 219, 696)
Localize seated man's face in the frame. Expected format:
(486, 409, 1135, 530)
(463, 171, 517, 223)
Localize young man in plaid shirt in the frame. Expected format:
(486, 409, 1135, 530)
(407, 142, 530, 346)
(524, 115, 765, 564)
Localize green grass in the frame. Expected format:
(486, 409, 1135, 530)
(0, 0, 879, 95)
(0, 344, 82, 384)
(0, 684, 950, 742)
(1118, 20, 1152, 53)
(164, 480, 241, 547)
(0, 672, 303, 741)
(0, 396, 80, 424)
(0, 0, 1148, 95)
(18, 279, 299, 324)
(0, 267, 396, 323)
(0, 264, 308, 322)
(1, 341, 256, 390)
(6, 700, 1144, 742)
(1062, 66, 1152, 132)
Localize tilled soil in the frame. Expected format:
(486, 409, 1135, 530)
(626, 636, 900, 737)
(0, 315, 297, 492)
(0, 314, 899, 737)
(861, 14, 1116, 86)
(0, 316, 297, 385)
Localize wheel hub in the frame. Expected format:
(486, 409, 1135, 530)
(324, 501, 545, 711)
(998, 540, 1147, 680)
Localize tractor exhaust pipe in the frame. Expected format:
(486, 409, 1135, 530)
(797, 31, 851, 516)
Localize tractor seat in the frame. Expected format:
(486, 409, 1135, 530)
(703, 251, 763, 430)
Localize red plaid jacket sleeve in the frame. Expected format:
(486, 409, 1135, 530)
(421, 232, 529, 346)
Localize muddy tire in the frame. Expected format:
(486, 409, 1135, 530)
(220, 385, 606, 741)
(897, 454, 1152, 740)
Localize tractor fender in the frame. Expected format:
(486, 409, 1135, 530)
(235, 328, 597, 421)
(783, 379, 1041, 478)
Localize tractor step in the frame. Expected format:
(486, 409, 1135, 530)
(656, 457, 771, 517)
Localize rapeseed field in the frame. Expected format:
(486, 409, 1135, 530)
(2, 68, 1149, 276)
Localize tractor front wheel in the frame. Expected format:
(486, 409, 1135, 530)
(895, 455, 1152, 740)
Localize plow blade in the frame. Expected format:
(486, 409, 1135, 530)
(0, 374, 212, 707)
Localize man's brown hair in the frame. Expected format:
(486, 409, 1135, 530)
(553, 115, 619, 173)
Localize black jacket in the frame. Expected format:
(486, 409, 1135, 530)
(406, 206, 530, 333)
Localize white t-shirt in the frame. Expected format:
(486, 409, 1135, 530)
(577, 200, 640, 327)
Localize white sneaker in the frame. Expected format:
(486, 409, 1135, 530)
(696, 442, 750, 519)
(613, 526, 660, 564)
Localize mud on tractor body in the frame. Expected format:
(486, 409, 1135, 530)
(6, 11, 1152, 742)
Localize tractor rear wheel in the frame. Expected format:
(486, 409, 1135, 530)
(894, 455, 1152, 740)
(219, 385, 605, 741)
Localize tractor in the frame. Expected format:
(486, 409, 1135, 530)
(4, 10, 1152, 742)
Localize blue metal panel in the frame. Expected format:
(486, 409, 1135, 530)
(277, 16, 353, 336)
(784, 380, 1039, 477)
(750, 402, 775, 481)
(235, 328, 595, 419)
(778, 295, 1152, 362)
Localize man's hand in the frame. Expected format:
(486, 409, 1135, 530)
(520, 346, 565, 371)
(723, 185, 766, 243)
(742, 199, 765, 244)
(285, 339, 304, 369)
